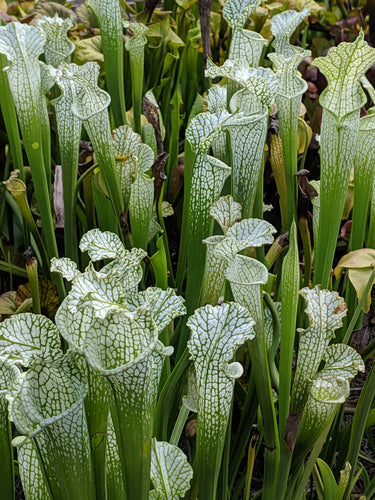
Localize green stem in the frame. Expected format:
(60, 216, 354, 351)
(291, 410, 337, 500)
(54, 112, 81, 264)
(154, 348, 190, 441)
(176, 142, 195, 293)
(4, 177, 50, 275)
(278, 220, 299, 438)
(278, 101, 299, 231)
(244, 431, 258, 500)
(0, 54, 24, 178)
(169, 405, 189, 446)
(26, 256, 41, 315)
(229, 374, 258, 490)
(343, 363, 375, 499)
(0, 259, 28, 277)
(263, 293, 281, 391)
(0, 399, 14, 500)
(125, 29, 147, 135)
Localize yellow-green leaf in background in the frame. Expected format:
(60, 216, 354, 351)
(335, 249, 375, 312)
(16, 279, 60, 320)
(73, 35, 104, 68)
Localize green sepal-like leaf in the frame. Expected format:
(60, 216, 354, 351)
(10, 350, 94, 500)
(187, 302, 255, 500)
(270, 9, 310, 58)
(13, 436, 52, 500)
(279, 219, 300, 438)
(0, 314, 61, 366)
(291, 287, 347, 413)
(313, 33, 375, 122)
(314, 458, 339, 500)
(37, 15, 75, 67)
(149, 439, 193, 499)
